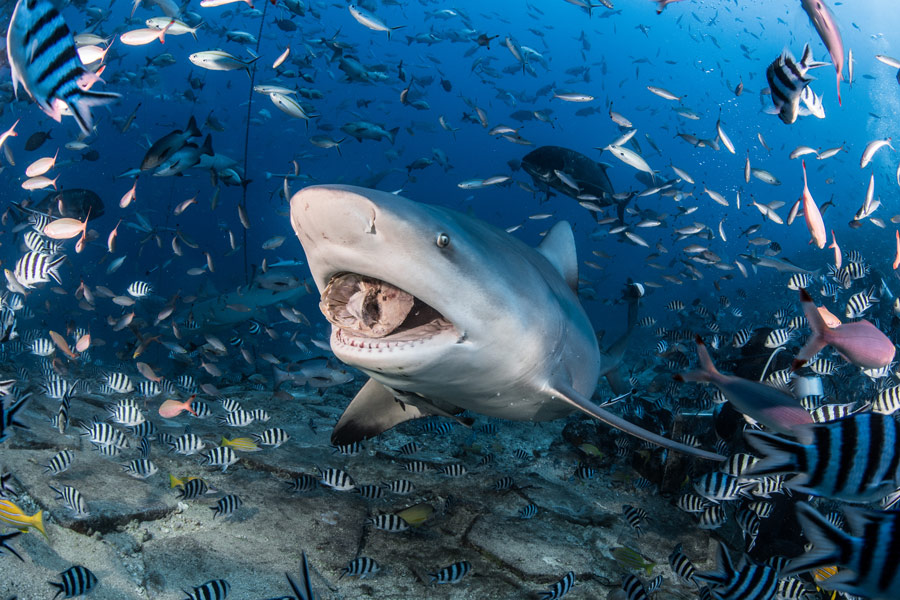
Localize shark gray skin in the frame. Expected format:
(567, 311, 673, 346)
(289, 184, 724, 461)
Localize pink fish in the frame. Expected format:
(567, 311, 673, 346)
(675, 335, 813, 435)
(801, 161, 826, 248)
(801, 0, 845, 105)
(158, 395, 197, 418)
(794, 289, 895, 370)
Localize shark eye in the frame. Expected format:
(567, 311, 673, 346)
(436, 233, 450, 248)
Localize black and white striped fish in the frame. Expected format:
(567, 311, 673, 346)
(7, 0, 120, 135)
(318, 467, 355, 491)
(202, 447, 238, 472)
(177, 478, 209, 500)
(211, 494, 242, 519)
(122, 459, 157, 479)
(184, 579, 230, 600)
(765, 44, 822, 124)
(621, 574, 649, 600)
(340, 556, 380, 579)
(43, 450, 73, 474)
(104, 372, 134, 394)
(252, 427, 289, 447)
(49, 565, 98, 599)
(519, 503, 538, 519)
(694, 472, 752, 503)
(126, 281, 152, 298)
(623, 505, 648, 535)
(439, 463, 467, 477)
(355, 484, 384, 500)
(14, 251, 64, 288)
(695, 543, 777, 600)
(669, 543, 698, 586)
(538, 571, 576, 600)
(50, 484, 88, 516)
(745, 413, 900, 502)
(368, 513, 408, 532)
(383, 479, 414, 495)
(429, 560, 471, 584)
(169, 433, 205, 455)
(287, 474, 318, 493)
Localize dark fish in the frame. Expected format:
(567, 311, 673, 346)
(141, 115, 202, 171)
(0, 531, 23, 561)
(24, 130, 51, 151)
(521, 145, 620, 218)
(49, 565, 98, 599)
(7, 0, 119, 135)
(695, 543, 777, 600)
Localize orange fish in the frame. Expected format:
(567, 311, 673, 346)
(801, 161, 826, 249)
(159, 395, 197, 418)
(894, 230, 900, 270)
(829, 230, 841, 269)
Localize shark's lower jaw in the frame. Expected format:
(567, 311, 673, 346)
(321, 273, 457, 354)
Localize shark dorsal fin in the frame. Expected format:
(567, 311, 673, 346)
(537, 221, 579, 292)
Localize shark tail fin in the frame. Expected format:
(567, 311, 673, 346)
(549, 381, 725, 461)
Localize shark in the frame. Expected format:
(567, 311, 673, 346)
(289, 184, 724, 461)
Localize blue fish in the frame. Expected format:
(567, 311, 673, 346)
(6, 0, 120, 135)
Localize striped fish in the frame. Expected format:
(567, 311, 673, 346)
(786, 502, 900, 600)
(340, 556, 380, 579)
(184, 579, 230, 600)
(745, 413, 900, 502)
(13, 251, 64, 288)
(695, 543, 777, 600)
(7, 0, 120, 135)
(765, 44, 822, 125)
(429, 560, 472, 584)
(49, 565, 98, 599)
(539, 571, 576, 600)
(0, 498, 46, 538)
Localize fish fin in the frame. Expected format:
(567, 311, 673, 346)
(286, 551, 316, 600)
(388, 126, 400, 145)
(743, 429, 805, 476)
(331, 379, 430, 445)
(68, 90, 121, 137)
(536, 221, 578, 291)
(694, 543, 735, 587)
(782, 503, 853, 579)
(674, 335, 719, 383)
(794, 288, 828, 370)
(549, 381, 725, 461)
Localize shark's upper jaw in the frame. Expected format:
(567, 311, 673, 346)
(320, 272, 459, 357)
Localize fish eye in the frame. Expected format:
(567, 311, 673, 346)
(26, 0, 37, 8)
(435, 233, 450, 248)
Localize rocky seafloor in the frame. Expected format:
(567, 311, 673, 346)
(0, 381, 725, 599)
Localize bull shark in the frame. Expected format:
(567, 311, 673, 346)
(289, 184, 724, 461)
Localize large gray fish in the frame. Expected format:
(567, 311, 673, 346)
(6, 0, 120, 135)
(801, 0, 845, 105)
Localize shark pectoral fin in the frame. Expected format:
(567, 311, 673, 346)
(549, 382, 726, 462)
(603, 368, 631, 396)
(536, 221, 579, 291)
(331, 378, 428, 445)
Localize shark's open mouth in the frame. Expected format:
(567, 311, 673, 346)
(321, 273, 456, 348)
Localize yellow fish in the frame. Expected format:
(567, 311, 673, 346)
(221, 436, 261, 452)
(168, 474, 200, 488)
(0, 499, 47, 539)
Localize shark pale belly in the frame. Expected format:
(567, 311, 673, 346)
(289, 184, 723, 461)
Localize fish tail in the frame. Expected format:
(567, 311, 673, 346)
(31, 510, 48, 540)
(695, 543, 736, 587)
(794, 288, 828, 370)
(674, 335, 719, 383)
(68, 89, 122, 137)
(783, 503, 853, 578)
(743, 429, 803, 476)
(836, 72, 842, 106)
